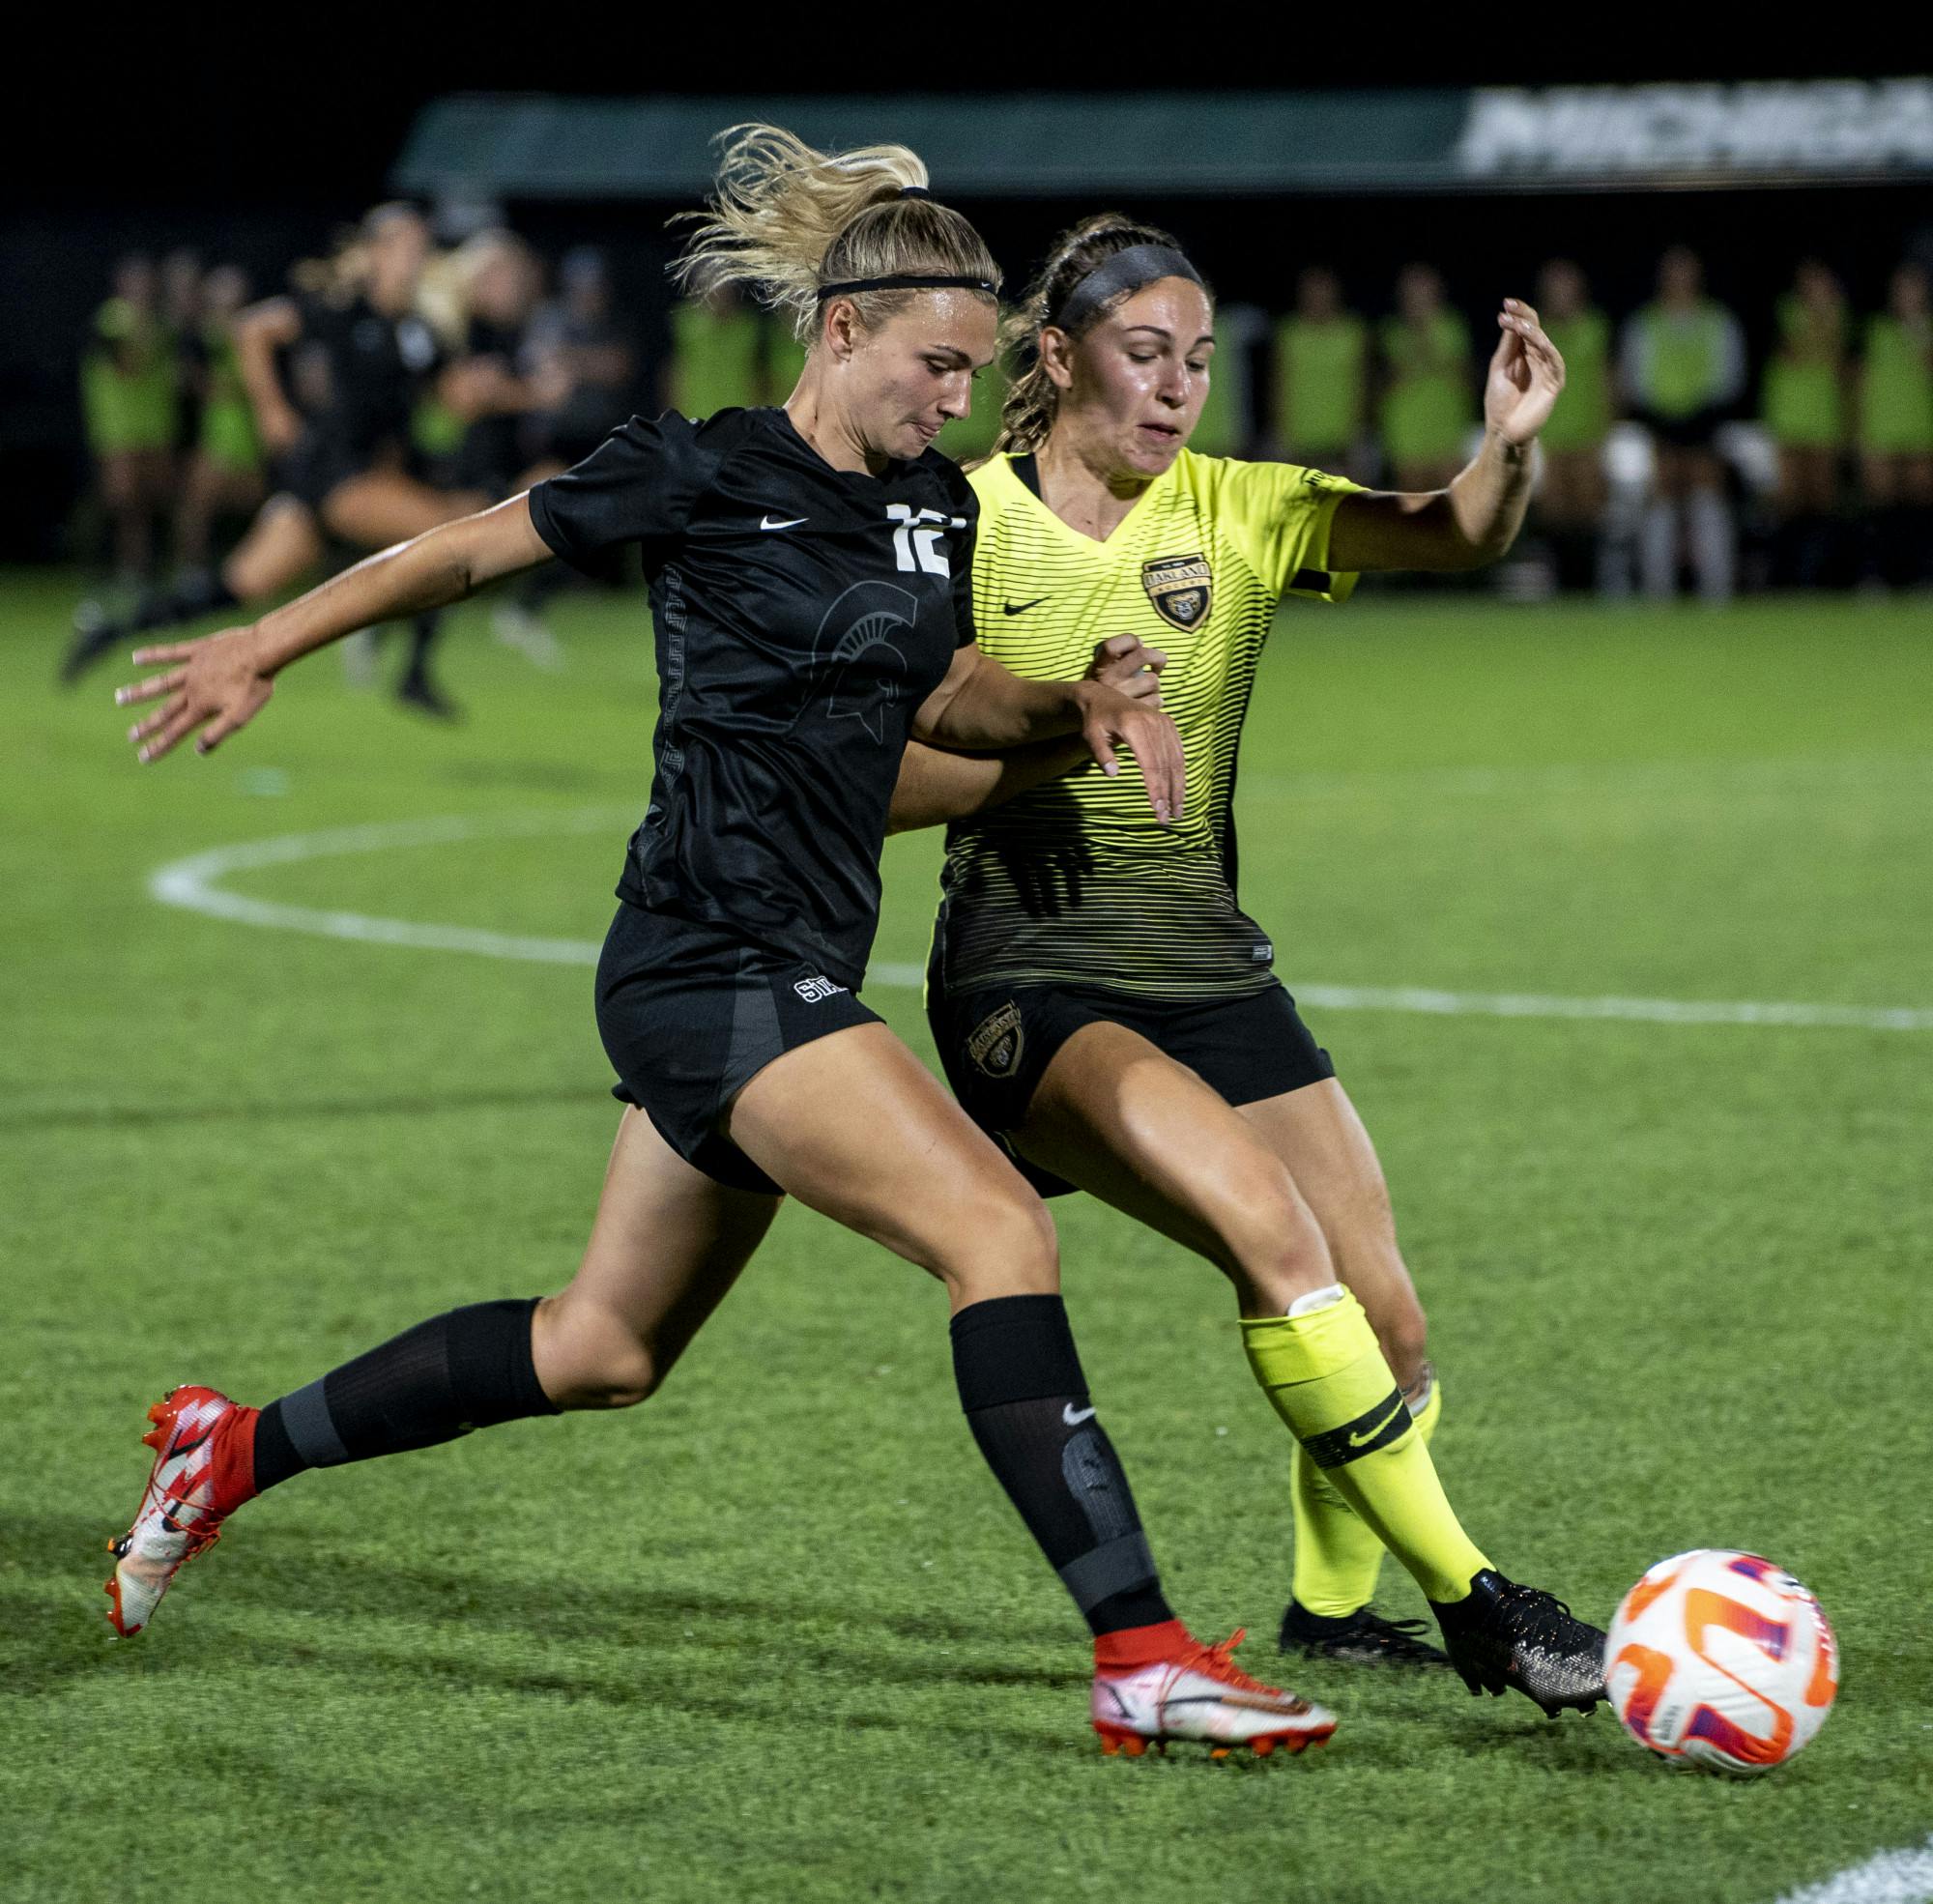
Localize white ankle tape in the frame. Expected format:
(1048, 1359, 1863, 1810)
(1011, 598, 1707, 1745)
(1286, 1283, 1346, 1319)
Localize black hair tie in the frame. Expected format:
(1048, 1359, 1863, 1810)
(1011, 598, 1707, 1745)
(815, 272, 997, 301)
(898, 185, 933, 200)
(1050, 243, 1203, 333)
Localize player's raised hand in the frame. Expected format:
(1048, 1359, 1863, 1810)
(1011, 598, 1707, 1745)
(1086, 633, 1168, 707)
(1074, 681, 1185, 826)
(1486, 298, 1566, 447)
(115, 626, 274, 763)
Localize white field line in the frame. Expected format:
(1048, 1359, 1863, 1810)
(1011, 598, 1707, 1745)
(148, 810, 633, 969)
(1769, 1835, 1933, 1904)
(147, 810, 1933, 1032)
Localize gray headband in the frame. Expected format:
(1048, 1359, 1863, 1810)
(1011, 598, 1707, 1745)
(1050, 243, 1202, 333)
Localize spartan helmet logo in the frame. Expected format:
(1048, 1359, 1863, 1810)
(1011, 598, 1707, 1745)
(1140, 552, 1213, 630)
(808, 580, 919, 743)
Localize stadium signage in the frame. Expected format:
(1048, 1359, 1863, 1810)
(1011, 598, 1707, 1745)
(1457, 81, 1933, 180)
(394, 84, 1933, 200)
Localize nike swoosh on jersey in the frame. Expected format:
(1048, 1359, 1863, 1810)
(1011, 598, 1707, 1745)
(761, 515, 809, 531)
(1002, 596, 1050, 616)
(1062, 1402, 1097, 1427)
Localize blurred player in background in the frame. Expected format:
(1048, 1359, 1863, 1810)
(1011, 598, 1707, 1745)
(1378, 263, 1474, 493)
(663, 280, 763, 417)
(174, 265, 265, 575)
(101, 130, 1337, 1761)
(426, 229, 572, 678)
(79, 255, 177, 591)
(1530, 260, 1611, 592)
(891, 216, 1607, 1716)
(1182, 302, 1261, 459)
(1857, 261, 1933, 589)
(1270, 266, 1368, 479)
(1621, 245, 1745, 603)
(63, 205, 487, 707)
(526, 246, 638, 463)
(1761, 260, 1850, 589)
(159, 249, 203, 480)
(496, 245, 643, 654)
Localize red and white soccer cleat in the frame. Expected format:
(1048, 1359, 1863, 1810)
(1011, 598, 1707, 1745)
(104, 1386, 256, 1637)
(1092, 1627, 1338, 1758)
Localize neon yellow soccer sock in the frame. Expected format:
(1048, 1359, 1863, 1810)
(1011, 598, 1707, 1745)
(1289, 1370, 1443, 1617)
(1244, 1286, 1486, 1605)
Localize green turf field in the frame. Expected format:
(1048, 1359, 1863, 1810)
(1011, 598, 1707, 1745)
(5, 571, 1929, 1904)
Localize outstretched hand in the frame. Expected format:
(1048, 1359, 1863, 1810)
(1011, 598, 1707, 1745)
(1486, 298, 1567, 447)
(1085, 633, 1168, 707)
(115, 627, 274, 763)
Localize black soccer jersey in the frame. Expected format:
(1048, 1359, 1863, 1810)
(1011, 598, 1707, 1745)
(450, 314, 533, 491)
(529, 407, 977, 988)
(290, 292, 442, 457)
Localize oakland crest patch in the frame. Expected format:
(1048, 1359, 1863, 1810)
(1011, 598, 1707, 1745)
(1140, 552, 1213, 630)
(966, 1000, 1025, 1079)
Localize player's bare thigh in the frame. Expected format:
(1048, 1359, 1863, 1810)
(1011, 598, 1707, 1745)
(1011, 1020, 1335, 1319)
(1236, 1080, 1428, 1391)
(319, 468, 491, 547)
(222, 494, 327, 599)
(726, 1021, 1059, 1313)
(534, 1105, 781, 1409)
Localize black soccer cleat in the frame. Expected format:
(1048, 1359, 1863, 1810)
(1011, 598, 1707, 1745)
(61, 601, 126, 686)
(1279, 1600, 1450, 1668)
(395, 671, 462, 722)
(1428, 1569, 1607, 1716)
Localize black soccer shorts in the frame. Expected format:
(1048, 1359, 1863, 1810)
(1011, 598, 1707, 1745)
(927, 978, 1336, 1198)
(594, 901, 880, 1195)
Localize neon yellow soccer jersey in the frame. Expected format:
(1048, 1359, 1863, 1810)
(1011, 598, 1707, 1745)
(931, 448, 1364, 999)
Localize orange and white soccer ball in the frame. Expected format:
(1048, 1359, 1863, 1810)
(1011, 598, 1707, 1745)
(1603, 1549, 1838, 1775)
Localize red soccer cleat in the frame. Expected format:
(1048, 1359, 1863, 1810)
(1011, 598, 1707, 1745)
(1092, 1626, 1339, 1758)
(104, 1386, 256, 1637)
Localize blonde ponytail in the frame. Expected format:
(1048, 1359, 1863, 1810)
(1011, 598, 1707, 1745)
(673, 123, 998, 342)
(290, 202, 424, 304)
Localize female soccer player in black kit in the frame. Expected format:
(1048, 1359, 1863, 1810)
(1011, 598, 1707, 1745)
(101, 128, 1335, 1759)
(65, 205, 484, 711)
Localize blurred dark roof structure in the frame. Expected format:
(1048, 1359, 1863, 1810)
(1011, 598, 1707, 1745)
(393, 83, 1933, 201)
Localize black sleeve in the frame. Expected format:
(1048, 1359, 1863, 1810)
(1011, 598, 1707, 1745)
(527, 412, 712, 574)
(946, 465, 979, 648)
(951, 519, 978, 648)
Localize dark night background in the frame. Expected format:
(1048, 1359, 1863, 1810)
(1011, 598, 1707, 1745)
(7, 34, 1930, 559)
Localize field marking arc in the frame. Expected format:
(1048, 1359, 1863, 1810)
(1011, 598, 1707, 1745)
(1767, 1833, 1933, 1904)
(147, 810, 1933, 1034)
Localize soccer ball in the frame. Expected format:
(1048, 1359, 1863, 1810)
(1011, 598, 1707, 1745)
(1603, 1549, 1838, 1775)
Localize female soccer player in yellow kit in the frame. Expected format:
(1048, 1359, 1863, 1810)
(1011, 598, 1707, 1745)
(892, 217, 1606, 1715)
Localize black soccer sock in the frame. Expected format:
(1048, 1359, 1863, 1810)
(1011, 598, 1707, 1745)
(129, 568, 239, 637)
(950, 1294, 1174, 1637)
(250, 1298, 558, 1493)
(402, 611, 442, 684)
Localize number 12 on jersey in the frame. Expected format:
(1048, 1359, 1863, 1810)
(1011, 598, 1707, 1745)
(886, 505, 965, 577)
